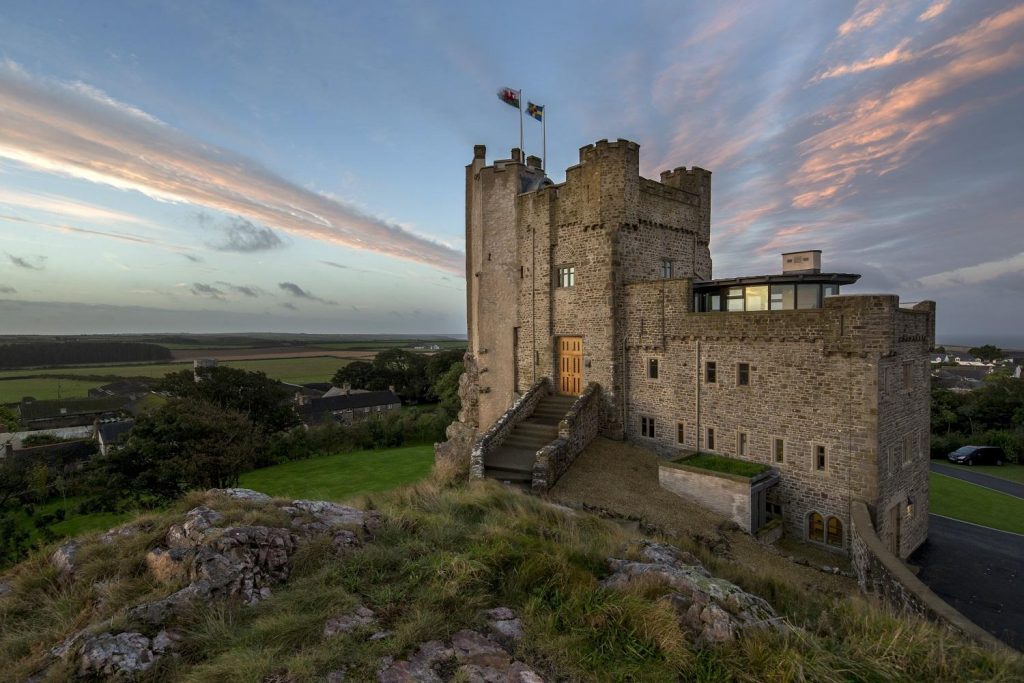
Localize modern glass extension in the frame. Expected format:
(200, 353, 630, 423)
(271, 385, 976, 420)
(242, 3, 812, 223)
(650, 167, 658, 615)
(693, 273, 858, 313)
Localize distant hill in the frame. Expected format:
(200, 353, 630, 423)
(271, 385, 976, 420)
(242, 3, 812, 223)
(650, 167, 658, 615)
(0, 341, 172, 370)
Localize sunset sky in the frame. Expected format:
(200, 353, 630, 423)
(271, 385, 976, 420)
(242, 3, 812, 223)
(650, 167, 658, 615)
(0, 1, 1021, 344)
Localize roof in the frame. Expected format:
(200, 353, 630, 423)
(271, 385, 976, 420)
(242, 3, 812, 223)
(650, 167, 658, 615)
(19, 395, 129, 421)
(693, 272, 861, 290)
(323, 386, 370, 398)
(0, 426, 94, 451)
(297, 390, 401, 424)
(95, 380, 150, 395)
(97, 420, 134, 444)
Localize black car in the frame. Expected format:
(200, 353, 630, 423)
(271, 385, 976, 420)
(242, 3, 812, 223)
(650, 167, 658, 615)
(947, 445, 1006, 466)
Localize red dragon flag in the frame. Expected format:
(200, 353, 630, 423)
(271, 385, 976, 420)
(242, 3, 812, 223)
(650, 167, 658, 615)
(497, 87, 521, 109)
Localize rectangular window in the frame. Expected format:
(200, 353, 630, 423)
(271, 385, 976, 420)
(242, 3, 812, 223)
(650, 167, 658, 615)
(648, 358, 659, 379)
(557, 266, 575, 288)
(903, 434, 913, 465)
(823, 283, 839, 298)
(744, 285, 769, 311)
(705, 361, 717, 383)
(726, 287, 744, 311)
(641, 416, 656, 438)
(902, 362, 913, 389)
(661, 259, 673, 278)
(770, 283, 796, 310)
(737, 432, 748, 456)
(773, 438, 785, 463)
(796, 284, 821, 309)
(737, 363, 750, 386)
(706, 427, 715, 451)
(815, 445, 826, 471)
(677, 423, 685, 444)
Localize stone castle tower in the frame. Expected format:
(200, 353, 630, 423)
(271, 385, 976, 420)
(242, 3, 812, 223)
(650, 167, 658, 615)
(443, 138, 934, 563)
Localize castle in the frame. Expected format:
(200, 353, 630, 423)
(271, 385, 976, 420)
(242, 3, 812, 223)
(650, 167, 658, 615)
(445, 139, 934, 559)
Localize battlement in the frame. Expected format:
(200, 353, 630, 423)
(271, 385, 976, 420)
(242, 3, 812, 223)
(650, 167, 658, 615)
(578, 138, 641, 163)
(660, 166, 712, 196)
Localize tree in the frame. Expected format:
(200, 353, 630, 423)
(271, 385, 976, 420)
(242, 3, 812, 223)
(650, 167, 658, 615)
(102, 399, 258, 501)
(159, 366, 299, 434)
(969, 344, 1003, 363)
(332, 360, 381, 391)
(0, 406, 18, 433)
(433, 359, 464, 419)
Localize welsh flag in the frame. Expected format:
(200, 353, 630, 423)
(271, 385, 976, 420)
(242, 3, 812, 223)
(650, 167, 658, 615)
(497, 87, 520, 109)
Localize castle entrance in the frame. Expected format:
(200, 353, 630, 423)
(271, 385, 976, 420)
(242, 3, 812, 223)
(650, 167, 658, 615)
(558, 337, 583, 395)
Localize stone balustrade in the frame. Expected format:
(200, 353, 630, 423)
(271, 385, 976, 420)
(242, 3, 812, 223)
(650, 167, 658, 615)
(532, 382, 604, 491)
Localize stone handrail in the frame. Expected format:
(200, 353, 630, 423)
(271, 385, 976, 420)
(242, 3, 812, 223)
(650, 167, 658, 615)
(849, 501, 1011, 652)
(532, 382, 603, 492)
(469, 378, 549, 479)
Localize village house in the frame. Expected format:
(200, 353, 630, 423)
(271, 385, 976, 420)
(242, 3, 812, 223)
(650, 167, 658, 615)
(448, 140, 935, 559)
(295, 386, 401, 427)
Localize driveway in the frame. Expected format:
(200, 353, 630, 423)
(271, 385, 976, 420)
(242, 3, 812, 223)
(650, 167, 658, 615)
(930, 462, 1024, 499)
(911, 514, 1023, 650)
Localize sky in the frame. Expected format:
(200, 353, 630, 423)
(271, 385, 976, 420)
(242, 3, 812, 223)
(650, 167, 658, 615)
(0, 1, 1021, 345)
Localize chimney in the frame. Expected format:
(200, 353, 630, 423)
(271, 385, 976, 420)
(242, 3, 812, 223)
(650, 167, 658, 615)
(343, 383, 351, 396)
(526, 155, 542, 169)
(510, 148, 523, 163)
(781, 250, 822, 274)
(473, 144, 486, 160)
(388, 384, 396, 394)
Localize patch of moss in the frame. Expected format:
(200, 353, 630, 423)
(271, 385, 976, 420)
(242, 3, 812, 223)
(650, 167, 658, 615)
(673, 453, 769, 478)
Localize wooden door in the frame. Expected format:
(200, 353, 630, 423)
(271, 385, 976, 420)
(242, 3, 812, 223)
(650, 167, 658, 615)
(887, 505, 901, 555)
(559, 337, 583, 395)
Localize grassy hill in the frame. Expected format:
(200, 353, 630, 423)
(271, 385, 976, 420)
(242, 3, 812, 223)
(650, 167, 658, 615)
(1, 465, 1020, 681)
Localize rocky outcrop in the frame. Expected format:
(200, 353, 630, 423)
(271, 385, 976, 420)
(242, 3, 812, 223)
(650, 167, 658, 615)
(76, 630, 179, 678)
(434, 353, 479, 472)
(50, 539, 81, 579)
(324, 606, 377, 638)
(166, 505, 224, 548)
(603, 540, 786, 645)
(378, 628, 542, 683)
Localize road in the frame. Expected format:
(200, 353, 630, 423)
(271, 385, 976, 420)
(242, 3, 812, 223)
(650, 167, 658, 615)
(930, 462, 1024, 499)
(911, 514, 1023, 651)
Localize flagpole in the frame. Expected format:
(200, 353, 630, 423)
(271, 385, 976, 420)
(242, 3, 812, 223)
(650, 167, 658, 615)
(542, 109, 546, 171)
(518, 90, 524, 156)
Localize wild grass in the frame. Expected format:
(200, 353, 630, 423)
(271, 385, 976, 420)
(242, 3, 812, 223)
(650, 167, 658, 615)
(1, 471, 1021, 682)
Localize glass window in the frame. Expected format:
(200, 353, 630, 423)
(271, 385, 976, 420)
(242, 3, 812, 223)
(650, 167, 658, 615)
(641, 416, 655, 438)
(770, 284, 795, 310)
(704, 293, 721, 311)
(726, 286, 744, 312)
(557, 266, 575, 288)
(738, 432, 748, 456)
(808, 512, 824, 542)
(774, 438, 785, 463)
(706, 427, 715, 451)
(826, 517, 843, 547)
(797, 284, 821, 309)
(823, 283, 839, 298)
(737, 363, 750, 386)
(648, 358, 659, 379)
(744, 285, 769, 311)
(705, 361, 717, 383)
(677, 423, 684, 444)
(815, 445, 826, 471)
(661, 259, 673, 278)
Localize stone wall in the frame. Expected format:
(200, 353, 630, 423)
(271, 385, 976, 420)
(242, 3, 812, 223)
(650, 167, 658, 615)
(532, 382, 605, 491)
(658, 462, 753, 530)
(850, 501, 1008, 651)
(469, 378, 548, 479)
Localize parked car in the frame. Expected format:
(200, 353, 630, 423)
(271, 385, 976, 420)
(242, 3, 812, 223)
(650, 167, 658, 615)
(947, 445, 1006, 466)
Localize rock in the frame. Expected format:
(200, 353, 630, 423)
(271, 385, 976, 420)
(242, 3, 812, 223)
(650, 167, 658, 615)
(483, 607, 523, 643)
(212, 488, 272, 503)
(145, 547, 191, 584)
(323, 606, 376, 638)
(604, 539, 785, 646)
(129, 582, 212, 625)
(378, 640, 455, 683)
(191, 526, 296, 604)
(166, 506, 224, 548)
(331, 529, 362, 552)
(151, 629, 181, 653)
(99, 520, 150, 545)
(379, 631, 543, 683)
(77, 632, 160, 677)
(50, 540, 81, 579)
(369, 630, 392, 641)
(451, 630, 510, 669)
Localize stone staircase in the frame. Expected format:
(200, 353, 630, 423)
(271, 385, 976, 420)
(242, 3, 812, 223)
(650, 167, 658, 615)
(483, 393, 577, 487)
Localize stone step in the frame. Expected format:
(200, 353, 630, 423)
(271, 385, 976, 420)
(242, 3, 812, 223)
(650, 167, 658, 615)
(514, 421, 559, 436)
(532, 406, 569, 418)
(504, 435, 550, 449)
(484, 447, 536, 472)
(484, 467, 533, 483)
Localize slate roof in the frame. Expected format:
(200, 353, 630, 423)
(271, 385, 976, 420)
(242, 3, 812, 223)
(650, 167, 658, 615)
(297, 390, 401, 425)
(97, 420, 134, 445)
(19, 396, 128, 421)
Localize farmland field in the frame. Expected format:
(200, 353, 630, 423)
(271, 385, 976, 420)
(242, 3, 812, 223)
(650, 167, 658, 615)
(0, 356, 355, 403)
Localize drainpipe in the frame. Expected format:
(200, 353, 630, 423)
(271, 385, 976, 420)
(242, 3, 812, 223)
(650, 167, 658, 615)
(695, 340, 701, 451)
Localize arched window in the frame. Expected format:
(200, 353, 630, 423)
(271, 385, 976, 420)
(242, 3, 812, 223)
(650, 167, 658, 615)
(827, 517, 843, 547)
(807, 512, 824, 543)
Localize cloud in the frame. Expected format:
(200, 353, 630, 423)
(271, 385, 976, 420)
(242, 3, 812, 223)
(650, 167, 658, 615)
(0, 188, 151, 225)
(215, 281, 264, 298)
(278, 281, 336, 305)
(280, 302, 298, 311)
(918, 1, 951, 22)
(0, 285, 16, 294)
(0, 60, 463, 274)
(812, 39, 915, 81)
(189, 283, 225, 299)
(836, 0, 888, 37)
(6, 253, 45, 270)
(181, 253, 203, 263)
(202, 214, 284, 252)
(917, 251, 1024, 289)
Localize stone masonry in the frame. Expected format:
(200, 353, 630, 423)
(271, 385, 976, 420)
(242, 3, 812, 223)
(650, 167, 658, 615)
(454, 139, 934, 558)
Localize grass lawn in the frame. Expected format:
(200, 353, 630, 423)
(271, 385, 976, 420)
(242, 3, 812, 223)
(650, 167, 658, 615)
(7, 496, 135, 547)
(672, 452, 770, 478)
(239, 444, 435, 501)
(938, 462, 1024, 485)
(0, 356, 353, 402)
(929, 472, 1024, 534)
